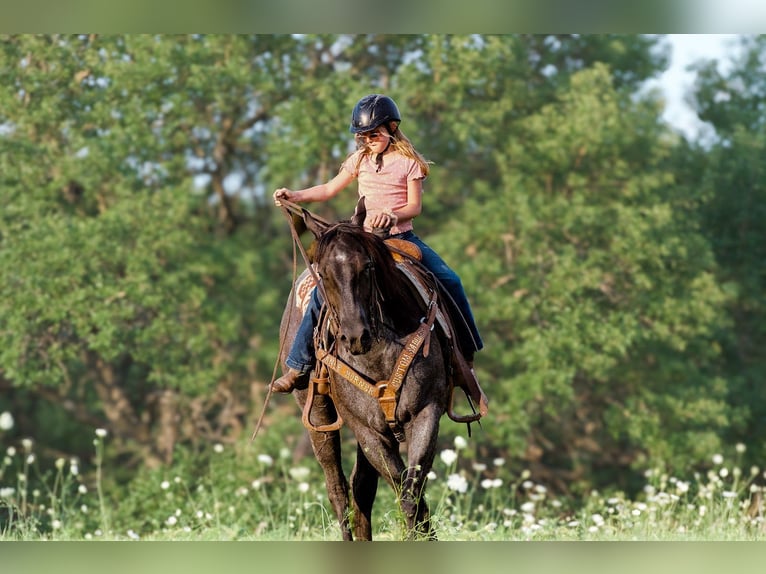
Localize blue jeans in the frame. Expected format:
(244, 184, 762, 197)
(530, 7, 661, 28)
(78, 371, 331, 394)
(284, 231, 483, 373)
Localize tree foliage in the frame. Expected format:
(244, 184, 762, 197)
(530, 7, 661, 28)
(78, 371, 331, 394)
(0, 34, 761, 495)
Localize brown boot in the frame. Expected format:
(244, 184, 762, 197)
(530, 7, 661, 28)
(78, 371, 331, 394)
(271, 368, 303, 393)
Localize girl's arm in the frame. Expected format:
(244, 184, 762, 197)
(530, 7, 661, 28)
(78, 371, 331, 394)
(273, 169, 355, 205)
(367, 178, 423, 229)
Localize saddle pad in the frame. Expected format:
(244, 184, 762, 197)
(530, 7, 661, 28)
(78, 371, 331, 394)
(295, 267, 317, 316)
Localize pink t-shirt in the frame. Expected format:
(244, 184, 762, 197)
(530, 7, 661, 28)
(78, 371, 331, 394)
(341, 149, 425, 235)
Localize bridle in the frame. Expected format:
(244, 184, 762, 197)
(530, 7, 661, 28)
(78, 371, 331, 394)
(277, 200, 439, 441)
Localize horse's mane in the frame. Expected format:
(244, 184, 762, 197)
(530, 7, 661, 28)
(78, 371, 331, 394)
(314, 222, 424, 331)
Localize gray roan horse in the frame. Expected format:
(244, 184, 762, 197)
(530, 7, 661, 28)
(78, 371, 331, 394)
(277, 202, 451, 540)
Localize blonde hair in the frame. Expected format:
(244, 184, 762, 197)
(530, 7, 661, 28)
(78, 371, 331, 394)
(352, 123, 431, 177)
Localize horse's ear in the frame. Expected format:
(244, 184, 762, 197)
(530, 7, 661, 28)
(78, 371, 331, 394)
(351, 196, 366, 228)
(303, 208, 328, 239)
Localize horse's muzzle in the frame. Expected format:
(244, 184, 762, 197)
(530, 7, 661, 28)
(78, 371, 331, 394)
(341, 328, 373, 355)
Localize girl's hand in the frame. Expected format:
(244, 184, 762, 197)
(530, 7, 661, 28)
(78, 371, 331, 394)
(273, 188, 292, 206)
(369, 209, 398, 229)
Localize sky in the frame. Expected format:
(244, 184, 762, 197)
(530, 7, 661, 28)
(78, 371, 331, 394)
(651, 34, 743, 140)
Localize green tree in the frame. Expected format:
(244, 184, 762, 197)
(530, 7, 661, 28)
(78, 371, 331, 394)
(0, 35, 314, 466)
(430, 63, 732, 492)
(0, 34, 748, 499)
(683, 34, 766, 465)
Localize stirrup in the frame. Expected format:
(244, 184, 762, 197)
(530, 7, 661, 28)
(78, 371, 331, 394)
(301, 366, 343, 433)
(447, 385, 483, 424)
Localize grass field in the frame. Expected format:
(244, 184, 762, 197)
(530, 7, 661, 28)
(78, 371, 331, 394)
(2, 426, 765, 542)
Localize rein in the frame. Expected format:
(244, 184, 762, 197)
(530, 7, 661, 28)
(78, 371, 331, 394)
(250, 200, 335, 443)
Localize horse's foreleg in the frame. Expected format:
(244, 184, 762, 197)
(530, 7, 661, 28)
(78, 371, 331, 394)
(402, 405, 442, 540)
(309, 429, 352, 540)
(302, 392, 352, 541)
(350, 443, 379, 541)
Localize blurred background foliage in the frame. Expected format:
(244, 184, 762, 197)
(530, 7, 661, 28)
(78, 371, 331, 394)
(1, 34, 764, 498)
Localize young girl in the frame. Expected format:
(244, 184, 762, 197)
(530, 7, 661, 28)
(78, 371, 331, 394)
(272, 94, 483, 393)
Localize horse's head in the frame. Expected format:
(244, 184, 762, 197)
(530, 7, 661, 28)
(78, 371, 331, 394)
(302, 198, 404, 355)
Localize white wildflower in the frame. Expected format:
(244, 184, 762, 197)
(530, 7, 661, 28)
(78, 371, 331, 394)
(440, 449, 458, 466)
(166, 515, 178, 526)
(472, 462, 487, 472)
(213, 443, 224, 453)
(78, 484, 88, 495)
(446, 473, 468, 493)
(298, 482, 310, 493)
(289, 466, 311, 481)
(160, 480, 170, 490)
(427, 471, 437, 480)
(257, 454, 274, 466)
(736, 443, 746, 454)
(453, 436, 468, 450)
(520, 501, 535, 514)
(712, 453, 724, 465)
(0, 412, 14, 431)
(95, 428, 107, 438)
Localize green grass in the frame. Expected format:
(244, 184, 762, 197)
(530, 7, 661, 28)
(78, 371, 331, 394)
(1, 428, 764, 541)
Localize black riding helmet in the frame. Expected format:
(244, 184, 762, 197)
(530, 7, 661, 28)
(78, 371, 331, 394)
(349, 94, 401, 134)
